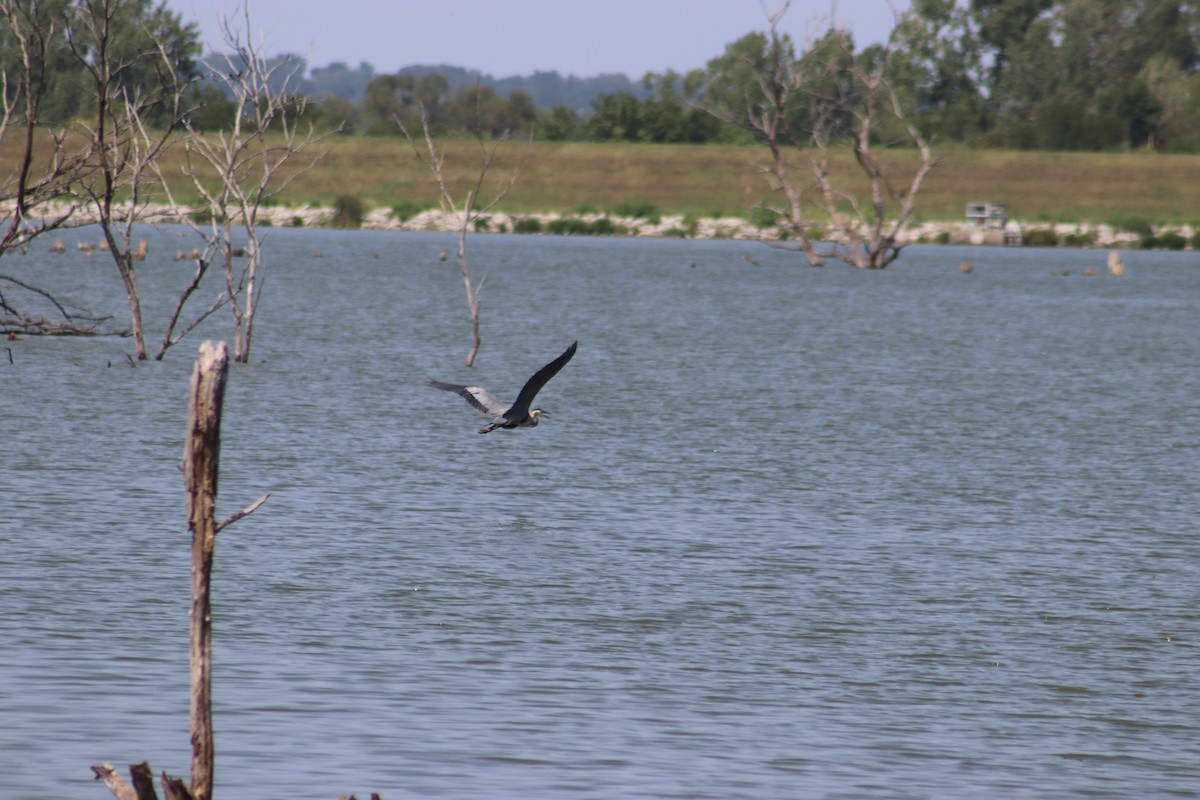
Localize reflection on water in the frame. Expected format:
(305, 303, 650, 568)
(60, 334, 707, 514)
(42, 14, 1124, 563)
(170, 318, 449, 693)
(3, 230, 1199, 798)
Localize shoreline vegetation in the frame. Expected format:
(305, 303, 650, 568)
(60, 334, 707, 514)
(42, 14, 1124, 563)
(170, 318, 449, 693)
(10, 139, 1200, 251)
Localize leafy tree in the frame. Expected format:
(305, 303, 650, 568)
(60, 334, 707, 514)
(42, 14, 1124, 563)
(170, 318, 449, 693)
(306, 59, 374, 101)
(446, 84, 533, 138)
(683, 31, 781, 131)
(0, 0, 82, 123)
(0, 0, 201, 125)
(1048, 0, 1196, 148)
(540, 103, 580, 140)
(970, 0, 1055, 86)
(363, 74, 414, 134)
(313, 93, 358, 134)
(891, 0, 988, 142)
(947, 0, 1200, 149)
(1030, 90, 1123, 150)
(985, 12, 1057, 125)
(1, 0, 106, 337)
(1139, 53, 1195, 150)
(639, 70, 723, 143)
(503, 89, 537, 135)
(1113, 80, 1163, 149)
(184, 83, 236, 130)
(414, 72, 449, 111)
(586, 90, 642, 141)
(362, 72, 454, 135)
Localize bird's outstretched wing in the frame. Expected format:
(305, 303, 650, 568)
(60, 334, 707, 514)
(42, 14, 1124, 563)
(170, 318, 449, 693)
(425, 379, 508, 419)
(506, 341, 578, 420)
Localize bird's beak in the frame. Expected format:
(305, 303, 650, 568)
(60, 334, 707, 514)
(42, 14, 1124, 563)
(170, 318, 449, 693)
(540, 410, 551, 418)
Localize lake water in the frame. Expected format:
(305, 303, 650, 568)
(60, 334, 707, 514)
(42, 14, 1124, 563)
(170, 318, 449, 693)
(2, 228, 1199, 799)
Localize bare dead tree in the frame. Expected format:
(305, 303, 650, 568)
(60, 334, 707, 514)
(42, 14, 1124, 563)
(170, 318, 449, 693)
(691, 4, 940, 268)
(799, 29, 942, 268)
(179, 8, 327, 364)
(696, 5, 835, 266)
(2, 1, 308, 357)
(0, 0, 235, 350)
(398, 103, 523, 367)
(67, 0, 194, 358)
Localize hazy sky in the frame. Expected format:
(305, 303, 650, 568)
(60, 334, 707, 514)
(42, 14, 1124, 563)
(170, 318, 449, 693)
(167, 0, 912, 78)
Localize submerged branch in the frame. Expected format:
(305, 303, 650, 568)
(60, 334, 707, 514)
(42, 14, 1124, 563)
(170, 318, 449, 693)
(0, 273, 118, 335)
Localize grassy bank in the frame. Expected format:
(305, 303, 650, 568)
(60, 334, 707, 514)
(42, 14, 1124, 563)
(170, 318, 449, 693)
(233, 139, 1200, 228)
(8, 133, 1200, 226)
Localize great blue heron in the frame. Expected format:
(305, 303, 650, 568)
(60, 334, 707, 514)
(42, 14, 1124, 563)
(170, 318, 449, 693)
(426, 341, 577, 434)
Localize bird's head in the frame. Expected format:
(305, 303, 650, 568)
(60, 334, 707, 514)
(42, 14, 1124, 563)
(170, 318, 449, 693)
(529, 408, 550, 425)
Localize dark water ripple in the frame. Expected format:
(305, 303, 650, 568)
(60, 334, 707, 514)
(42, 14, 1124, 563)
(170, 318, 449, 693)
(3, 231, 1198, 798)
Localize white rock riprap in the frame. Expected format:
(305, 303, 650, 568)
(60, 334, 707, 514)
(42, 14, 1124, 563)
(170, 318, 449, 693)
(9, 201, 1196, 249)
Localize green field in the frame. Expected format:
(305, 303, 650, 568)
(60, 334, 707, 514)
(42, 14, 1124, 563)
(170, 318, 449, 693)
(11, 133, 1200, 226)
(200, 139, 1200, 227)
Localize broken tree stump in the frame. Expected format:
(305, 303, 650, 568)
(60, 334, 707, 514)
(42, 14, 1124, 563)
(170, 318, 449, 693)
(91, 763, 138, 800)
(95, 341, 267, 800)
(182, 340, 229, 800)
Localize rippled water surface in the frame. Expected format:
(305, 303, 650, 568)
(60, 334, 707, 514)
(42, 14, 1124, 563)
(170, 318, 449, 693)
(3, 229, 1199, 799)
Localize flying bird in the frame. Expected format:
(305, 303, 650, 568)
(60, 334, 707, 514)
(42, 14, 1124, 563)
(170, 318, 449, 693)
(426, 341, 577, 434)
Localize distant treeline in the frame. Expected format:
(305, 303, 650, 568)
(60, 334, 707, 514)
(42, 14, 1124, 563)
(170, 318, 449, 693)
(9, 0, 1200, 151)
(295, 62, 644, 111)
(165, 48, 740, 143)
(184, 58, 732, 143)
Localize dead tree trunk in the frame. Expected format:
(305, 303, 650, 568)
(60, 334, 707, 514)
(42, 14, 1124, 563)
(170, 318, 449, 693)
(455, 198, 485, 368)
(94, 340, 268, 800)
(182, 340, 228, 800)
(398, 107, 524, 368)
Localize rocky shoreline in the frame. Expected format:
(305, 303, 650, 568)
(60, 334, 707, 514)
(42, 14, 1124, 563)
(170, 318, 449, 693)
(18, 202, 1199, 249)
(258, 205, 1200, 250)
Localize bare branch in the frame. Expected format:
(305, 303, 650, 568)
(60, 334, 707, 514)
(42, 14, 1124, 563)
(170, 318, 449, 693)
(50, 0, 200, 356)
(0, 273, 116, 336)
(216, 492, 270, 533)
(155, 259, 231, 360)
